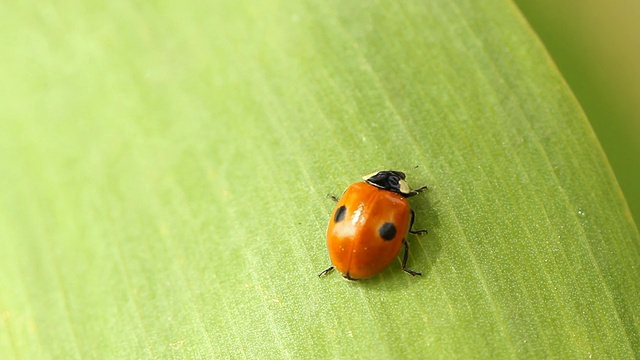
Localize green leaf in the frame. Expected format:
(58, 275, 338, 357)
(1, 0, 639, 358)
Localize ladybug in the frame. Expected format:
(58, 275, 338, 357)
(319, 170, 428, 280)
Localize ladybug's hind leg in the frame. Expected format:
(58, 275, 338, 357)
(401, 239, 422, 277)
(318, 266, 334, 277)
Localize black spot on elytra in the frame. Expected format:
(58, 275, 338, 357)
(378, 222, 397, 241)
(334, 205, 347, 223)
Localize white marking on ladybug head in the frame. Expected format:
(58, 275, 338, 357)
(399, 179, 411, 195)
(362, 172, 380, 181)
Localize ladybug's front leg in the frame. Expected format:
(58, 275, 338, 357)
(326, 194, 340, 202)
(404, 185, 428, 198)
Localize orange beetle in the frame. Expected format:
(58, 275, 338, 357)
(319, 170, 427, 280)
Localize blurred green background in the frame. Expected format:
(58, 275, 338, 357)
(515, 0, 640, 224)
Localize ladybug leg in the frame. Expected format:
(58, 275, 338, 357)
(326, 194, 340, 202)
(404, 185, 428, 198)
(401, 238, 422, 276)
(318, 266, 334, 277)
(409, 210, 428, 235)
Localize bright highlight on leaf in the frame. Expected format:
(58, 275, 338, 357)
(0, 0, 639, 359)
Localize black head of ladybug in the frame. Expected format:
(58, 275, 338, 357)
(363, 170, 412, 196)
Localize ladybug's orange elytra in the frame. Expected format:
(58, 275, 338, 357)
(319, 170, 427, 280)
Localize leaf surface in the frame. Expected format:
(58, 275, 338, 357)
(0, 1, 639, 358)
